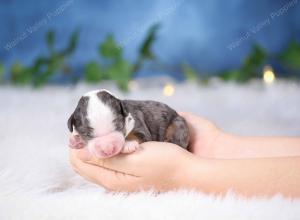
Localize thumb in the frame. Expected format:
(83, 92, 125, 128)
(72, 147, 141, 176)
(73, 147, 93, 161)
(70, 148, 139, 191)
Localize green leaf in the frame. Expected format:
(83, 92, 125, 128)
(107, 59, 133, 91)
(11, 62, 32, 85)
(31, 57, 48, 74)
(240, 44, 266, 80)
(96, 34, 134, 91)
(138, 23, 159, 60)
(0, 63, 4, 83)
(33, 69, 53, 87)
(99, 35, 121, 59)
(63, 29, 79, 56)
(181, 64, 198, 81)
(280, 41, 300, 70)
(219, 70, 242, 81)
(219, 44, 267, 82)
(30, 55, 63, 87)
(46, 30, 55, 52)
(84, 61, 103, 83)
(8, 29, 79, 87)
(132, 23, 160, 73)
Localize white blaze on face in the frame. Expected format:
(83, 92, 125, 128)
(84, 90, 115, 137)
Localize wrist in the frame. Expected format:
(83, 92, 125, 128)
(176, 152, 209, 191)
(179, 155, 226, 195)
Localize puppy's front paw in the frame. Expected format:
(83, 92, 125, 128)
(69, 134, 85, 149)
(121, 140, 140, 154)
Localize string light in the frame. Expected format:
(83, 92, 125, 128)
(163, 83, 175, 96)
(263, 65, 276, 84)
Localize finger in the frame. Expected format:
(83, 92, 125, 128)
(71, 147, 92, 161)
(88, 149, 143, 176)
(72, 143, 159, 176)
(91, 141, 182, 176)
(70, 149, 139, 191)
(70, 147, 143, 177)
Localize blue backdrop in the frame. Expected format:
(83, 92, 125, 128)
(1, 0, 300, 77)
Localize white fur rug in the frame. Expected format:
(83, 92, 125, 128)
(1, 78, 300, 220)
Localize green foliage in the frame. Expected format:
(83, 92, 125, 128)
(133, 24, 159, 73)
(85, 35, 133, 91)
(181, 63, 211, 85)
(11, 29, 79, 87)
(85, 24, 159, 91)
(0, 63, 5, 83)
(181, 63, 199, 82)
(46, 30, 55, 53)
(280, 41, 300, 70)
(63, 29, 79, 55)
(220, 44, 267, 82)
(11, 62, 32, 84)
(219, 69, 243, 81)
(85, 61, 103, 82)
(107, 59, 133, 91)
(242, 44, 266, 74)
(100, 35, 122, 58)
(5, 25, 300, 89)
(139, 24, 159, 60)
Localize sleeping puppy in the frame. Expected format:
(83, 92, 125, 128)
(68, 90, 189, 158)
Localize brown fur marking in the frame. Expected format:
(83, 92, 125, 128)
(164, 122, 177, 143)
(126, 132, 144, 143)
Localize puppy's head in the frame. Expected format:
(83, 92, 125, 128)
(67, 90, 134, 147)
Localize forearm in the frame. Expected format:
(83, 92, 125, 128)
(212, 132, 300, 159)
(182, 155, 300, 198)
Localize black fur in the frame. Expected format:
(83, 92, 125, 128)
(67, 96, 94, 141)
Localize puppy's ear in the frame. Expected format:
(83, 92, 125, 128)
(120, 101, 135, 137)
(120, 101, 128, 116)
(67, 113, 74, 132)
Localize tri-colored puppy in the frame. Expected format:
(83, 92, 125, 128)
(68, 90, 189, 158)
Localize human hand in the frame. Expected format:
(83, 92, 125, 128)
(69, 112, 222, 192)
(179, 112, 221, 157)
(69, 141, 194, 192)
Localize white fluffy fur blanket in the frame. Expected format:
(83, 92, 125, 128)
(1, 79, 300, 220)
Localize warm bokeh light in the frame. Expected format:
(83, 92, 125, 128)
(128, 80, 139, 90)
(163, 83, 175, 96)
(263, 66, 276, 84)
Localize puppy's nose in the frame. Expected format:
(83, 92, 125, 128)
(89, 132, 125, 158)
(103, 146, 116, 156)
